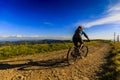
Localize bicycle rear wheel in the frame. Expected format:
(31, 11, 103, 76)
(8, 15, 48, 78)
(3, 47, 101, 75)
(80, 46, 88, 58)
(67, 46, 77, 65)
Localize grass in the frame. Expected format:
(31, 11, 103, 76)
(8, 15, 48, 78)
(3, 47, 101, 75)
(0, 43, 72, 59)
(101, 42, 120, 80)
(0, 41, 101, 60)
(112, 42, 120, 80)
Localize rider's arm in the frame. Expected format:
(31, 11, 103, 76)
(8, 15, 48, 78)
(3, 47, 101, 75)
(82, 31, 90, 41)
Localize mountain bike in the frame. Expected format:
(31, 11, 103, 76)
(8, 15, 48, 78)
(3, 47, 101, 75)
(67, 42, 88, 65)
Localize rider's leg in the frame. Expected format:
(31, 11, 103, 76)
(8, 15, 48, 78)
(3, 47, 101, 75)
(79, 43, 83, 50)
(73, 37, 78, 47)
(78, 38, 84, 58)
(78, 37, 84, 50)
(72, 37, 79, 57)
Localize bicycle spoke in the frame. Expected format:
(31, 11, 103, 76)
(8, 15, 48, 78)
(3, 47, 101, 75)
(67, 45, 88, 65)
(80, 46, 88, 58)
(67, 47, 77, 65)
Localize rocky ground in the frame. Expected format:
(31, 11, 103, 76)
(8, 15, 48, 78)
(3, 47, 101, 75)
(0, 43, 111, 80)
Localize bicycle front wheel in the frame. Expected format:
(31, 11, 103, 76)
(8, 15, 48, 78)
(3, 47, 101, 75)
(67, 46, 77, 65)
(80, 46, 88, 58)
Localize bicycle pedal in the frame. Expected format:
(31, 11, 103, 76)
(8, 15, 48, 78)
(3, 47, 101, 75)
(75, 52, 80, 56)
(77, 53, 80, 56)
(71, 53, 77, 57)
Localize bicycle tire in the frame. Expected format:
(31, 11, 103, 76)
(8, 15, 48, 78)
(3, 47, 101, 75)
(67, 46, 77, 65)
(80, 46, 88, 58)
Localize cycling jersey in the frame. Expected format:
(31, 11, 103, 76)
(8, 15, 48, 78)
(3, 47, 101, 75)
(80, 30, 85, 36)
(72, 27, 89, 47)
(73, 29, 86, 38)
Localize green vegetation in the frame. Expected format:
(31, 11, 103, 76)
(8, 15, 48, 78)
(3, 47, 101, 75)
(101, 42, 120, 80)
(0, 40, 101, 59)
(0, 42, 73, 59)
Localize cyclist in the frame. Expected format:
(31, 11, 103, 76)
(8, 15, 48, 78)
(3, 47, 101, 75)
(72, 25, 90, 49)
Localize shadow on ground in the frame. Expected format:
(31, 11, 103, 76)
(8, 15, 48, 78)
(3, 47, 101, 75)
(96, 50, 116, 80)
(0, 58, 69, 70)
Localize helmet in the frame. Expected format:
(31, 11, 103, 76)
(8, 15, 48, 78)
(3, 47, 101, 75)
(78, 25, 83, 29)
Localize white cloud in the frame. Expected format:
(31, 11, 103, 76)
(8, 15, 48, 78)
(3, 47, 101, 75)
(89, 35, 112, 40)
(85, 14, 120, 28)
(16, 35, 23, 38)
(0, 35, 72, 40)
(76, 3, 120, 28)
(43, 22, 54, 26)
(107, 3, 120, 13)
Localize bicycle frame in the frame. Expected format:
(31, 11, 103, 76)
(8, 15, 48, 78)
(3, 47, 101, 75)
(67, 42, 89, 65)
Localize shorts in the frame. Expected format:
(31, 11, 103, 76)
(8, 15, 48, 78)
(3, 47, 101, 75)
(72, 37, 83, 47)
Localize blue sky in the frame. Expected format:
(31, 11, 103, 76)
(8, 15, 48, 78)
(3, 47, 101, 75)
(0, 0, 120, 40)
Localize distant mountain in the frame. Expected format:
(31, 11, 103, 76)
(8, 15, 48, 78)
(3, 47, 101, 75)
(0, 39, 72, 46)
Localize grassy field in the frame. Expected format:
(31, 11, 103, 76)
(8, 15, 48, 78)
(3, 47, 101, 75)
(0, 41, 100, 59)
(101, 42, 120, 80)
(0, 42, 72, 59)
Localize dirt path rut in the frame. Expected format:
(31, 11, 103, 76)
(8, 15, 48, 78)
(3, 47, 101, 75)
(0, 43, 111, 80)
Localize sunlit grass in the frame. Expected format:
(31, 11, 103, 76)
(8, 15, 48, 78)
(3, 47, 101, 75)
(102, 42, 120, 80)
(0, 40, 101, 59)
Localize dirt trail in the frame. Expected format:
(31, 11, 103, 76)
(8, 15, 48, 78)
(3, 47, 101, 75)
(0, 43, 111, 80)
